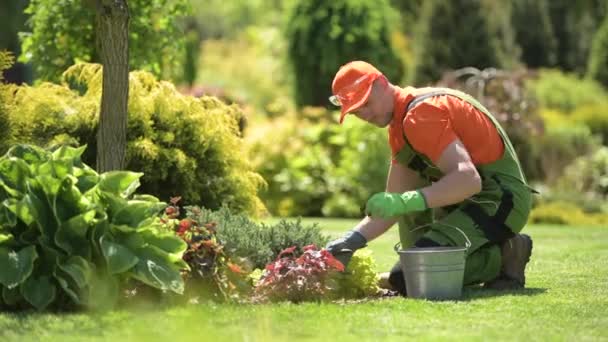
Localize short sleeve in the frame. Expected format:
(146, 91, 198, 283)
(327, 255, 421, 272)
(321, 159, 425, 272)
(403, 102, 457, 164)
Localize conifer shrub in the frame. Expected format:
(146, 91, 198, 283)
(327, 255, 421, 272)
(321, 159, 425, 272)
(285, 0, 404, 107)
(4, 63, 266, 216)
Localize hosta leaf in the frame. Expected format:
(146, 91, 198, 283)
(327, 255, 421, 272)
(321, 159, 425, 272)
(0, 233, 14, 245)
(20, 275, 56, 310)
(0, 157, 31, 194)
(100, 235, 139, 274)
(6, 144, 49, 164)
(57, 256, 93, 289)
(4, 198, 34, 226)
(98, 192, 128, 218)
(112, 200, 166, 228)
(2, 286, 23, 306)
(132, 194, 160, 202)
(141, 230, 187, 255)
(51, 145, 86, 163)
(0, 205, 17, 227)
(130, 246, 184, 294)
(98, 171, 143, 197)
(54, 177, 90, 222)
(54, 210, 95, 258)
(0, 246, 37, 289)
(54, 269, 82, 304)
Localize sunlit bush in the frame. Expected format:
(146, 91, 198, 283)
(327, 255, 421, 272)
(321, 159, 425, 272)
(4, 63, 266, 216)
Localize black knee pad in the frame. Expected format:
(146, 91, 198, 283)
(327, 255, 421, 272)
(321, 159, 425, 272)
(414, 237, 442, 248)
(388, 262, 407, 296)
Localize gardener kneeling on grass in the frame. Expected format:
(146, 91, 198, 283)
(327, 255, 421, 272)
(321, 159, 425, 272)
(325, 61, 534, 295)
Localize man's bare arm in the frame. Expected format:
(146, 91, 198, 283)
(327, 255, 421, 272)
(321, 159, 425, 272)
(354, 161, 425, 241)
(420, 139, 481, 208)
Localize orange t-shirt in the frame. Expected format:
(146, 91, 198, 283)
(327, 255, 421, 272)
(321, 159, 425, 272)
(388, 87, 504, 165)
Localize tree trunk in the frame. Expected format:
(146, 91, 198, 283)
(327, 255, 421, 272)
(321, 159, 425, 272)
(95, 0, 129, 172)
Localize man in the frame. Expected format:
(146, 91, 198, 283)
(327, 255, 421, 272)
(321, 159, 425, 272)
(325, 61, 534, 295)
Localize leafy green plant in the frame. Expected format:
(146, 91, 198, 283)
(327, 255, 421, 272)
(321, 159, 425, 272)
(0, 144, 187, 311)
(183, 205, 329, 270)
(529, 202, 608, 226)
(159, 199, 251, 302)
(334, 249, 380, 299)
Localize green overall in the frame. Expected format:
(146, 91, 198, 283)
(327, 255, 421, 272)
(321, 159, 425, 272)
(394, 88, 533, 285)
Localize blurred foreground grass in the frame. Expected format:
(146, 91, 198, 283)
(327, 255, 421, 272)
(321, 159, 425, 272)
(1, 220, 606, 342)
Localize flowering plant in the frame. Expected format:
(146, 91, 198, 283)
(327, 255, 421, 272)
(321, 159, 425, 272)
(161, 197, 250, 302)
(253, 244, 344, 303)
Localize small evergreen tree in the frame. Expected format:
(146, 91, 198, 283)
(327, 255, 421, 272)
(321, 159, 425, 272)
(511, 0, 557, 68)
(587, 15, 608, 87)
(285, 0, 404, 108)
(412, 0, 502, 85)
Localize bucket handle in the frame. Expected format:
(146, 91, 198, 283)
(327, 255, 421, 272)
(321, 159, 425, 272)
(393, 223, 472, 252)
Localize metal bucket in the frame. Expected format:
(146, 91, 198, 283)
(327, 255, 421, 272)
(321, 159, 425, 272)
(394, 225, 471, 300)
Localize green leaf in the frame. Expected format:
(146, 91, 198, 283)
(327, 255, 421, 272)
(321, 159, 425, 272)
(132, 194, 160, 202)
(6, 144, 49, 164)
(0, 233, 14, 245)
(141, 230, 187, 255)
(57, 256, 93, 289)
(0, 246, 38, 289)
(100, 235, 139, 274)
(54, 176, 90, 221)
(20, 275, 56, 310)
(54, 269, 82, 304)
(2, 286, 23, 306)
(0, 158, 30, 195)
(130, 246, 184, 294)
(98, 171, 143, 197)
(51, 145, 86, 163)
(112, 200, 166, 228)
(54, 210, 95, 258)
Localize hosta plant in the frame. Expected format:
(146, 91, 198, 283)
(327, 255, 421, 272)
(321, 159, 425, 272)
(252, 245, 344, 303)
(0, 144, 187, 311)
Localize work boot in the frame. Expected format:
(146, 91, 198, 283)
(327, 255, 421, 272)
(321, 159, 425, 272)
(484, 233, 533, 290)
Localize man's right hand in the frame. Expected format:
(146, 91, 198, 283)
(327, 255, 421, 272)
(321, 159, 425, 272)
(325, 230, 368, 268)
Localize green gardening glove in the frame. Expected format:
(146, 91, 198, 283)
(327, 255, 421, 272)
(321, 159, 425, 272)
(365, 190, 427, 218)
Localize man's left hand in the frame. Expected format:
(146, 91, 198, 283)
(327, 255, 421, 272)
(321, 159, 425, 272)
(365, 190, 427, 218)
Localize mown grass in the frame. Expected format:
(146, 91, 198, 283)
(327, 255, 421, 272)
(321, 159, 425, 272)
(0, 219, 606, 342)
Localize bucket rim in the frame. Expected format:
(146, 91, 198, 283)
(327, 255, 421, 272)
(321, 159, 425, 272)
(396, 246, 467, 254)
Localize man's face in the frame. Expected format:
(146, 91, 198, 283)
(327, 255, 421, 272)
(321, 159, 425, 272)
(351, 83, 392, 127)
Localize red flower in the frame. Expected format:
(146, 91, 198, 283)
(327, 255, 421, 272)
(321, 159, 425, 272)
(165, 206, 176, 215)
(177, 219, 191, 235)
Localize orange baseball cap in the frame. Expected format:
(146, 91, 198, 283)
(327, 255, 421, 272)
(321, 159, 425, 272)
(330, 61, 383, 123)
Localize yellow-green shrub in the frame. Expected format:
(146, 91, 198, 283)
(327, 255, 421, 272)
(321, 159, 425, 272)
(529, 202, 608, 226)
(4, 63, 266, 216)
(571, 104, 608, 145)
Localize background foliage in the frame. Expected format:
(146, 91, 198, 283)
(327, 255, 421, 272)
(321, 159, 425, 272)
(20, 0, 189, 82)
(3, 63, 266, 216)
(285, 0, 404, 107)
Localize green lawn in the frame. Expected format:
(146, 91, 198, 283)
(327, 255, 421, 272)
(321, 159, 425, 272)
(1, 219, 607, 342)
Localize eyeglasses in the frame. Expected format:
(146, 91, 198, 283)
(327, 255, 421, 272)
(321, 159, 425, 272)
(329, 73, 375, 107)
